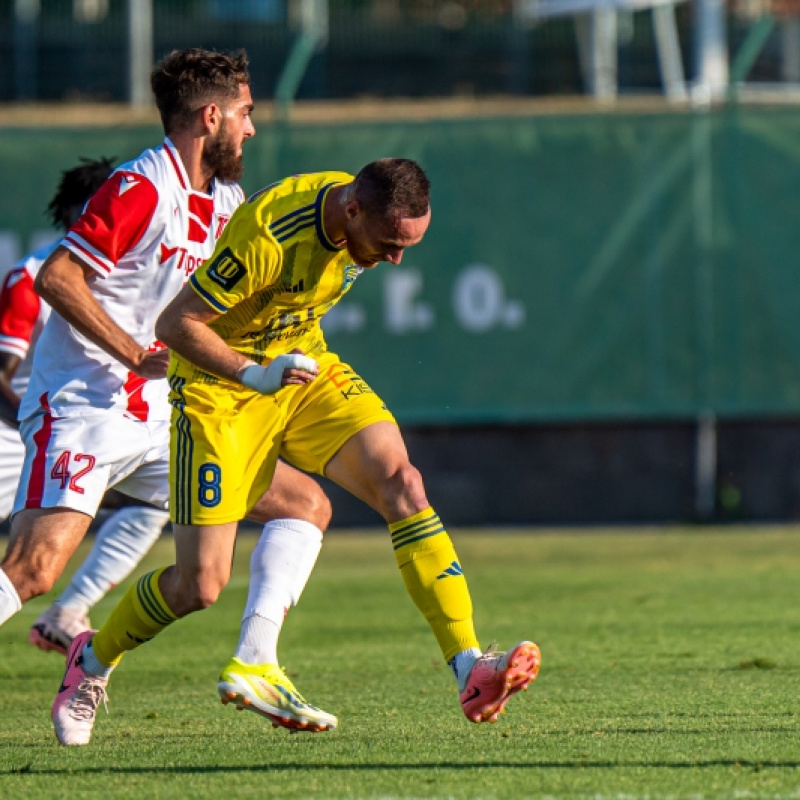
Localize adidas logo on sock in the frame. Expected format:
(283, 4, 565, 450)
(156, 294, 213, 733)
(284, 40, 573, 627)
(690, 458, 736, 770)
(436, 561, 463, 579)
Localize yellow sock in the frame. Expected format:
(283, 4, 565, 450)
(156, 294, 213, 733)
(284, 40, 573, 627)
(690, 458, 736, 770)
(91, 568, 178, 668)
(389, 507, 479, 662)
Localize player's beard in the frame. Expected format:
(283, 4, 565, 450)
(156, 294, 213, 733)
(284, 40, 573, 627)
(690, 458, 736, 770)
(203, 119, 244, 183)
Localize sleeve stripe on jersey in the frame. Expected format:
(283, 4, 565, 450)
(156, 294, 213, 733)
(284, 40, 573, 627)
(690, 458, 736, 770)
(273, 214, 316, 243)
(63, 234, 113, 274)
(270, 201, 316, 231)
(189, 274, 229, 313)
(0, 334, 29, 359)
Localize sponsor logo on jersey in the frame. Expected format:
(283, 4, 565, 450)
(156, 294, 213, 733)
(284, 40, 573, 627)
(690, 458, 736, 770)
(160, 243, 179, 264)
(159, 243, 205, 277)
(206, 247, 246, 290)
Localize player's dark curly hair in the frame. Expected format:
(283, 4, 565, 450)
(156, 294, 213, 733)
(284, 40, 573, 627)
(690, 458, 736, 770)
(353, 159, 430, 219)
(46, 157, 116, 230)
(151, 48, 251, 134)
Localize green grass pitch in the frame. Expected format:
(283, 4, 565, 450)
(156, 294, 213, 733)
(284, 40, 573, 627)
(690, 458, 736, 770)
(2, 526, 800, 798)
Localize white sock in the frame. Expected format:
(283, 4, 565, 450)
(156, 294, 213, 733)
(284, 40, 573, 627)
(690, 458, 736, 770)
(237, 614, 281, 665)
(234, 518, 323, 665)
(0, 567, 22, 626)
(448, 648, 482, 691)
(81, 640, 115, 679)
(57, 506, 169, 615)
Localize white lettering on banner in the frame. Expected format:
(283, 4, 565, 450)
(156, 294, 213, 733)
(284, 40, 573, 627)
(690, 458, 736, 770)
(452, 264, 525, 332)
(384, 269, 435, 333)
(321, 303, 367, 333)
(323, 264, 527, 337)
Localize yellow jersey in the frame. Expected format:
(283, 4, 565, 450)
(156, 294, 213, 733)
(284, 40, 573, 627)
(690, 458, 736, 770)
(187, 171, 363, 363)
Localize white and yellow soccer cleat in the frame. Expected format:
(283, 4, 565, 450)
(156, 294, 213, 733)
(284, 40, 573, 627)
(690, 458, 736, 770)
(218, 657, 337, 732)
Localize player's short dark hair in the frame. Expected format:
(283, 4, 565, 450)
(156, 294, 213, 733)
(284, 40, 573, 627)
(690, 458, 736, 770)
(353, 159, 430, 219)
(151, 48, 250, 134)
(46, 157, 116, 230)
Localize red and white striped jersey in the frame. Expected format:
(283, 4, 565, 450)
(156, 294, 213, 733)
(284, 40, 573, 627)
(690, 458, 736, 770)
(21, 139, 244, 422)
(0, 241, 57, 398)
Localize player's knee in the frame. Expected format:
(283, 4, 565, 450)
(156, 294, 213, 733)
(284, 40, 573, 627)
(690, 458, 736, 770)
(376, 462, 428, 519)
(0, 559, 56, 603)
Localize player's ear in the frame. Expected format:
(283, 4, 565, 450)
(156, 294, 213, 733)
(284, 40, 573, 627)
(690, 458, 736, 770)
(200, 102, 221, 135)
(345, 198, 361, 221)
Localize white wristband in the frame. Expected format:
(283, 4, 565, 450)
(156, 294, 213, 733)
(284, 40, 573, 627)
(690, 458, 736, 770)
(235, 360, 258, 383)
(239, 354, 318, 395)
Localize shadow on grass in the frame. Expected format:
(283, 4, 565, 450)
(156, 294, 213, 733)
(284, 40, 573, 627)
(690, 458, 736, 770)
(3, 760, 799, 776)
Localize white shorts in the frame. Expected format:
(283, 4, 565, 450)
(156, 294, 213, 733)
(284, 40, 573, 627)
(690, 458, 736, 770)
(13, 411, 170, 518)
(0, 423, 25, 521)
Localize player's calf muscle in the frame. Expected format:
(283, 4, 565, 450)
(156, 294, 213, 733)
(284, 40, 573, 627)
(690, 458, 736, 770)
(4, 511, 89, 600)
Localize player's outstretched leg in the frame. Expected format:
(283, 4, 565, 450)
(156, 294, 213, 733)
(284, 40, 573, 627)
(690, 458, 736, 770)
(218, 658, 337, 732)
(459, 640, 541, 724)
(29, 604, 91, 656)
(52, 630, 108, 746)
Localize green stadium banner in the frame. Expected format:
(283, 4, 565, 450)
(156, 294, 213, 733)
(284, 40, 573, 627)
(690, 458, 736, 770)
(2, 107, 800, 424)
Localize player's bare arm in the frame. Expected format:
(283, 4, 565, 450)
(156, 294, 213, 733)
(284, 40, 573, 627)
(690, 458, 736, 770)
(155, 283, 317, 391)
(36, 246, 170, 379)
(0, 351, 21, 428)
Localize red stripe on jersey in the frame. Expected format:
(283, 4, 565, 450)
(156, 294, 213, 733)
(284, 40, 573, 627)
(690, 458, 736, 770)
(164, 145, 187, 190)
(68, 171, 159, 266)
(188, 194, 214, 243)
(25, 393, 53, 509)
(188, 218, 208, 244)
(0, 268, 39, 345)
(123, 371, 149, 421)
(62, 236, 112, 274)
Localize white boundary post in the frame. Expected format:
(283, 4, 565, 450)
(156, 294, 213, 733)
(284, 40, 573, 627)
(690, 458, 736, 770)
(692, 0, 728, 100)
(128, 0, 153, 108)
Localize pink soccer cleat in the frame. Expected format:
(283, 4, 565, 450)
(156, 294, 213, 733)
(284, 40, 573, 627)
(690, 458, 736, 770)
(52, 630, 107, 746)
(460, 640, 541, 724)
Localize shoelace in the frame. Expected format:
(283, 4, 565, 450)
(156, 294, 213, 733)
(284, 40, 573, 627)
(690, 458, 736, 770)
(479, 641, 503, 664)
(69, 679, 109, 720)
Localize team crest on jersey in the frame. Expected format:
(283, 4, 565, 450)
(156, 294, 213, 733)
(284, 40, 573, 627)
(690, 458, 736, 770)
(341, 264, 363, 293)
(206, 247, 246, 290)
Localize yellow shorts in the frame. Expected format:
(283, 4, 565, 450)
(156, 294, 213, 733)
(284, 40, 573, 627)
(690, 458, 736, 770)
(167, 350, 396, 525)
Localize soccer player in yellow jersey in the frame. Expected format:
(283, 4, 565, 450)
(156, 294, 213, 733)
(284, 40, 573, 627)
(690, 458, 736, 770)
(53, 158, 540, 745)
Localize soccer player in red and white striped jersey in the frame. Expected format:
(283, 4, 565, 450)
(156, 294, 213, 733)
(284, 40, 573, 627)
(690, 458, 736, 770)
(0, 50, 335, 745)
